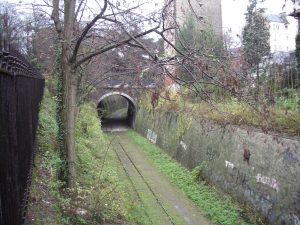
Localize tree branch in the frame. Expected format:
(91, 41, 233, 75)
(121, 26, 157, 60)
(75, 25, 159, 67)
(75, 0, 87, 22)
(156, 29, 184, 56)
(71, 0, 108, 63)
(51, 0, 62, 36)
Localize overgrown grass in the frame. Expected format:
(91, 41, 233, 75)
(141, 90, 300, 136)
(193, 99, 300, 135)
(28, 85, 156, 224)
(38, 88, 59, 152)
(54, 102, 123, 224)
(27, 87, 65, 224)
(68, 103, 151, 224)
(127, 130, 252, 225)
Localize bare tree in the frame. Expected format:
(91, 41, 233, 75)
(0, 3, 27, 50)
(40, 0, 284, 187)
(44, 0, 175, 187)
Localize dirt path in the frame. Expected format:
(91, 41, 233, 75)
(109, 132, 212, 225)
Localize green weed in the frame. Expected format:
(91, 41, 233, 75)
(140, 90, 300, 136)
(54, 102, 153, 224)
(29, 86, 131, 224)
(127, 130, 252, 225)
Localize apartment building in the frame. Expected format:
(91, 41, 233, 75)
(267, 13, 297, 54)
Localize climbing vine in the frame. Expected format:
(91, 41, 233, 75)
(55, 45, 68, 184)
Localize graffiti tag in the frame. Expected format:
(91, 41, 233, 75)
(256, 173, 279, 192)
(180, 140, 187, 150)
(283, 148, 299, 164)
(225, 160, 234, 169)
(147, 129, 157, 143)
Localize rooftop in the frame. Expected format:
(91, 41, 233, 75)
(267, 13, 289, 24)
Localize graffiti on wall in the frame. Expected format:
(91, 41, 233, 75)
(224, 160, 278, 217)
(180, 140, 187, 150)
(147, 129, 157, 143)
(283, 148, 299, 164)
(256, 173, 279, 192)
(225, 160, 234, 169)
(225, 160, 280, 192)
(225, 160, 249, 186)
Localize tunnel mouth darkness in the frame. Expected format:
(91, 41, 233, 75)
(97, 92, 136, 132)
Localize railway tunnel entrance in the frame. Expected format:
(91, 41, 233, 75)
(97, 92, 136, 131)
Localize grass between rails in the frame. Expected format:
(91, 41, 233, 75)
(27, 86, 152, 225)
(126, 130, 252, 225)
(105, 134, 156, 225)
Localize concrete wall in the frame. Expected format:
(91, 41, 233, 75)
(175, 0, 223, 37)
(134, 107, 300, 225)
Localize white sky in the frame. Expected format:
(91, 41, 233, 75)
(3, 0, 162, 16)
(222, 0, 298, 44)
(3, 0, 299, 43)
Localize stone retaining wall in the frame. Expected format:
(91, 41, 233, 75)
(134, 107, 300, 225)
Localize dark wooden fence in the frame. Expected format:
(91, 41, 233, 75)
(0, 40, 44, 225)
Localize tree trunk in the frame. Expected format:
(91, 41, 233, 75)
(61, 0, 77, 188)
(57, 48, 78, 188)
(62, 62, 77, 187)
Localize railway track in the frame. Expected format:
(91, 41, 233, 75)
(112, 133, 177, 225)
(109, 133, 211, 225)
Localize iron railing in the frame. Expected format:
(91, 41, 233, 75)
(0, 37, 44, 225)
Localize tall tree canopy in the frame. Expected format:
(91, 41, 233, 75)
(242, 0, 270, 94)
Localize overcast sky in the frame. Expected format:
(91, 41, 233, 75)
(222, 0, 298, 44)
(4, 0, 299, 43)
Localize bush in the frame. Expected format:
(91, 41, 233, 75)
(276, 89, 300, 111)
(38, 88, 58, 152)
(49, 103, 123, 224)
(32, 87, 129, 224)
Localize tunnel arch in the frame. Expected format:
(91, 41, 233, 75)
(98, 92, 136, 107)
(97, 92, 136, 130)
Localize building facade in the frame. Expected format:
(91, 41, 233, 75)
(267, 13, 297, 54)
(164, 0, 223, 57)
(175, 0, 223, 37)
(163, 0, 223, 87)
